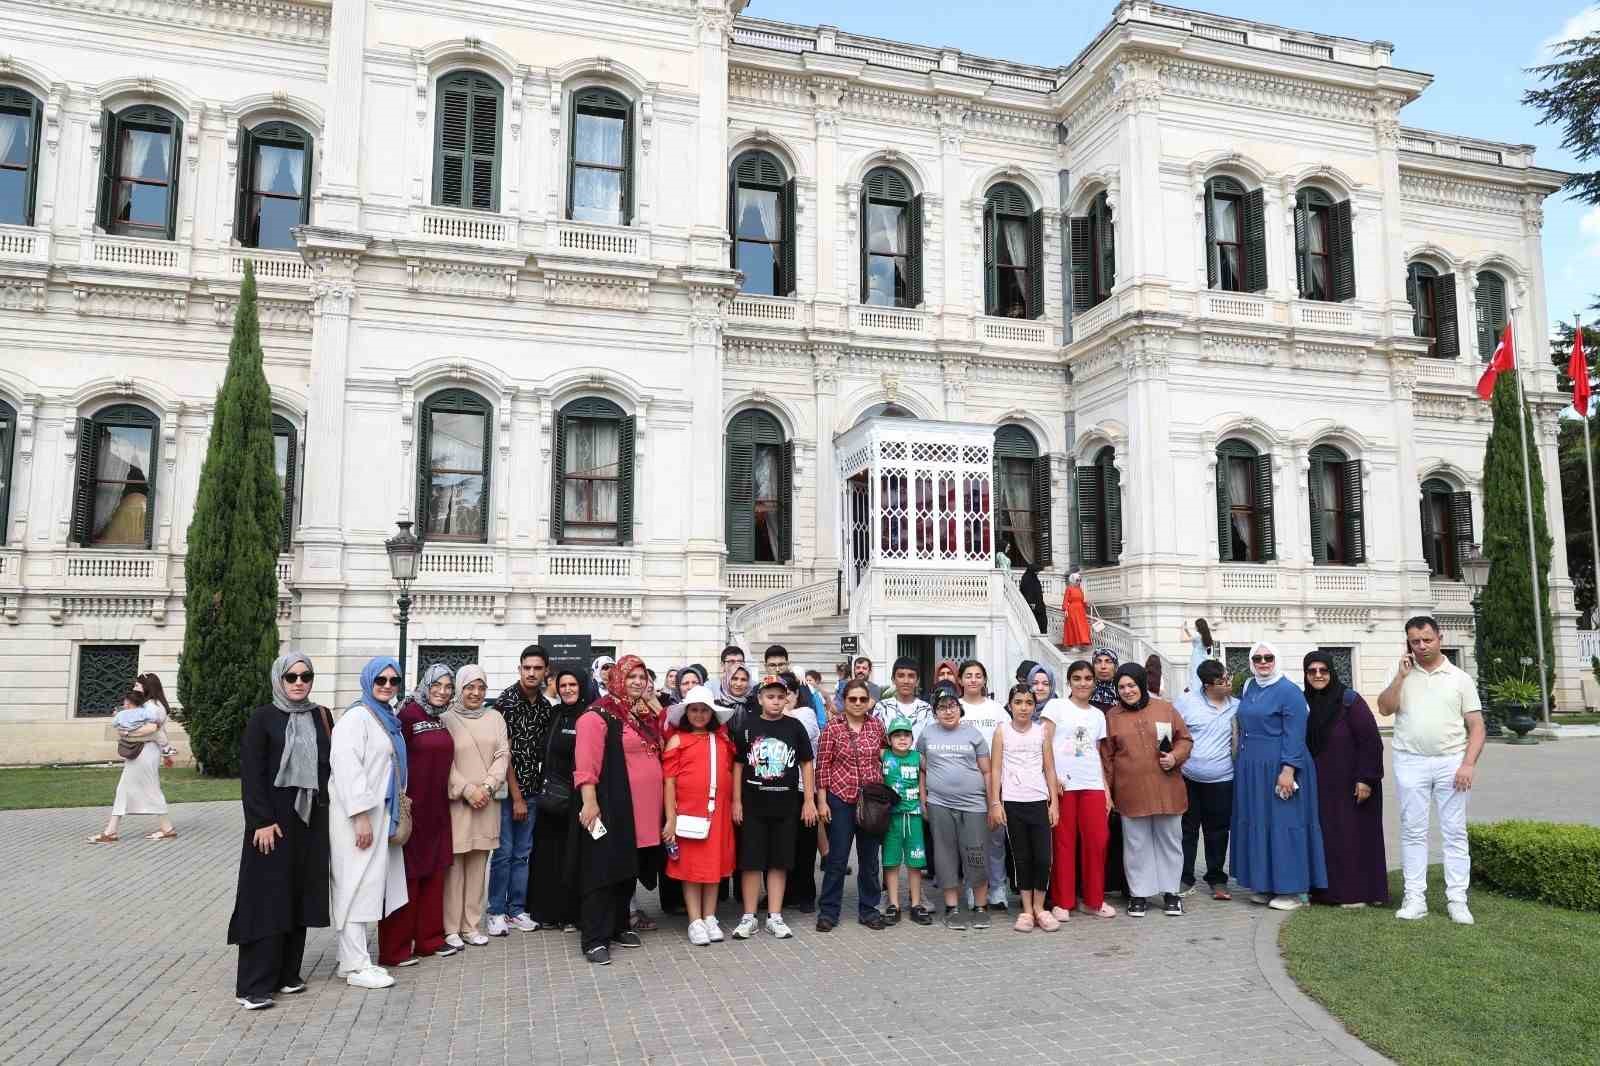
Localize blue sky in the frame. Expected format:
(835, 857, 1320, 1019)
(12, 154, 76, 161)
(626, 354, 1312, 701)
(746, 0, 1600, 339)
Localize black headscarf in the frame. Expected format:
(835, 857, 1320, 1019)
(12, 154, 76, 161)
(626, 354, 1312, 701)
(1112, 663, 1150, 711)
(1302, 650, 1347, 757)
(1018, 565, 1045, 609)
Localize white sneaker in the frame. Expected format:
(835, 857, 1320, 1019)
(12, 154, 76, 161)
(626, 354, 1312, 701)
(687, 919, 711, 946)
(1396, 897, 1428, 921)
(346, 966, 395, 990)
(704, 916, 725, 942)
(444, 933, 465, 949)
(766, 914, 793, 939)
(1447, 901, 1475, 926)
(732, 914, 759, 940)
(464, 931, 489, 946)
(510, 912, 539, 932)
(1267, 895, 1304, 911)
(486, 914, 509, 937)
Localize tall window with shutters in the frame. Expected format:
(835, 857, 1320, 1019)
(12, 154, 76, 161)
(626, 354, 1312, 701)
(568, 88, 631, 226)
(860, 167, 923, 308)
(1406, 262, 1460, 359)
(993, 425, 1051, 567)
(1421, 478, 1472, 580)
(414, 390, 491, 543)
(236, 121, 312, 250)
(433, 71, 501, 213)
(72, 405, 159, 549)
(1204, 177, 1265, 294)
(0, 86, 43, 226)
(1308, 444, 1364, 566)
(1075, 446, 1121, 569)
(1215, 440, 1274, 563)
(1293, 188, 1354, 302)
(552, 397, 635, 545)
(983, 183, 1043, 319)
(271, 415, 298, 553)
(98, 105, 181, 239)
(1475, 271, 1509, 362)
(726, 410, 793, 564)
(730, 151, 795, 296)
(1068, 191, 1115, 314)
(0, 397, 14, 544)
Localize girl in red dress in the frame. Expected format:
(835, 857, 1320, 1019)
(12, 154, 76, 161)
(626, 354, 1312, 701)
(661, 685, 736, 946)
(1062, 571, 1093, 650)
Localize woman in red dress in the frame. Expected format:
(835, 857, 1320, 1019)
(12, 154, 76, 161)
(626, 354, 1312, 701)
(661, 685, 736, 946)
(1062, 571, 1093, 650)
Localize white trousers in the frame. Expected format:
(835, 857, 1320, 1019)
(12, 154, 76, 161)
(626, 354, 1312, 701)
(336, 921, 372, 975)
(1393, 751, 1471, 904)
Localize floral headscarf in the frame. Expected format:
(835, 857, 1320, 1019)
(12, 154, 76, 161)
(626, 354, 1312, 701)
(1090, 648, 1120, 707)
(609, 654, 662, 754)
(409, 663, 454, 718)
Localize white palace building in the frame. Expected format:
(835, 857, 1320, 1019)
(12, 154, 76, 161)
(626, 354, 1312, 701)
(0, 0, 1575, 760)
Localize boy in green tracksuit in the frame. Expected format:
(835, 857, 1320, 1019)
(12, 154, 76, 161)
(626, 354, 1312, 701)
(881, 718, 931, 925)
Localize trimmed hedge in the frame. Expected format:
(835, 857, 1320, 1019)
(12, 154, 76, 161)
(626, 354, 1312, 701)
(1468, 820, 1600, 912)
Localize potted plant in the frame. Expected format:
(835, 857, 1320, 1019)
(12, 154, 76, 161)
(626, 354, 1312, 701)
(1486, 670, 1541, 743)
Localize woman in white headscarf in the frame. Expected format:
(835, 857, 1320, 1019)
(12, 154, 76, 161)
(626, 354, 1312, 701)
(441, 664, 509, 947)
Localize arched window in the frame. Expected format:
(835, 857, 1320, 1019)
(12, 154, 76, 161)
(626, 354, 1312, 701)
(98, 105, 181, 239)
(729, 151, 794, 296)
(1293, 188, 1354, 302)
(1215, 440, 1275, 562)
(1069, 190, 1115, 313)
(0, 397, 14, 543)
(271, 414, 298, 552)
(72, 404, 159, 548)
(415, 389, 491, 543)
(1421, 478, 1472, 580)
(0, 86, 43, 226)
(726, 410, 792, 563)
(434, 71, 502, 212)
(1204, 176, 1265, 293)
(1076, 446, 1121, 569)
(984, 182, 1042, 319)
(236, 121, 312, 250)
(553, 396, 635, 544)
(568, 88, 632, 225)
(993, 424, 1051, 566)
(1475, 270, 1509, 362)
(1406, 262, 1460, 359)
(860, 166, 923, 308)
(1309, 444, 1364, 566)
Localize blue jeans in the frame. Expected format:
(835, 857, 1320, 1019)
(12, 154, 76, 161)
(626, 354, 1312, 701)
(487, 801, 535, 916)
(818, 793, 882, 923)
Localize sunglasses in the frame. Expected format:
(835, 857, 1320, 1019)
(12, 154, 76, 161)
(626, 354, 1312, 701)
(373, 675, 401, 687)
(845, 695, 872, 703)
(1251, 655, 1275, 664)
(1304, 667, 1329, 676)
(281, 671, 315, 684)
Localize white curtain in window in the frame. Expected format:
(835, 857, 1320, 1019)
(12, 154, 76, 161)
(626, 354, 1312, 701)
(91, 425, 150, 543)
(740, 189, 778, 241)
(1000, 218, 1029, 269)
(997, 465, 1035, 564)
(123, 128, 165, 181)
(0, 115, 21, 169)
(754, 446, 780, 561)
(258, 144, 302, 196)
(564, 418, 620, 527)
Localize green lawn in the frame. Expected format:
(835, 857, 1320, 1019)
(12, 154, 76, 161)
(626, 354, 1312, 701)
(1552, 713, 1600, 725)
(1280, 867, 1600, 1066)
(0, 765, 239, 811)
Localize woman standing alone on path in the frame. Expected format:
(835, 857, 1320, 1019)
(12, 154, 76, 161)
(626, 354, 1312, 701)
(227, 652, 332, 1010)
(90, 673, 177, 844)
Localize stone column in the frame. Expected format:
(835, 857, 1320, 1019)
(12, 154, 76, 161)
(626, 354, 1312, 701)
(1123, 332, 1173, 560)
(937, 102, 967, 316)
(1373, 99, 1408, 337)
(685, 278, 736, 549)
(692, 6, 732, 263)
(314, 0, 369, 230)
(812, 348, 841, 572)
(1387, 357, 1429, 591)
(810, 79, 844, 320)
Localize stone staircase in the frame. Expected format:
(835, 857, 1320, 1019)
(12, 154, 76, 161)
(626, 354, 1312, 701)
(764, 613, 853, 675)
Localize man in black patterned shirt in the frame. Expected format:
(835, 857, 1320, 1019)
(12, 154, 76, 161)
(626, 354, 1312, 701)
(486, 644, 555, 935)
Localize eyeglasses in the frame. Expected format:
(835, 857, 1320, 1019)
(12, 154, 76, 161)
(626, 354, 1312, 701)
(281, 671, 315, 684)
(1251, 655, 1275, 664)
(845, 695, 872, 704)
(1304, 667, 1329, 677)
(373, 675, 401, 687)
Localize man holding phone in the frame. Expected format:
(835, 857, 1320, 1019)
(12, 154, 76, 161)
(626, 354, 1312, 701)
(1377, 615, 1485, 925)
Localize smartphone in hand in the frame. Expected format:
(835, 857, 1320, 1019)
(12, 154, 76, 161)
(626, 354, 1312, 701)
(589, 818, 607, 841)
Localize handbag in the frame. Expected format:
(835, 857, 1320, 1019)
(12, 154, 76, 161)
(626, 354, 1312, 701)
(117, 738, 143, 760)
(536, 715, 575, 815)
(364, 704, 414, 846)
(850, 728, 897, 838)
(674, 732, 716, 840)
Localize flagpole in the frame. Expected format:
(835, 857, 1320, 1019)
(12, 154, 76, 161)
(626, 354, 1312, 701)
(1578, 315, 1600, 641)
(1510, 308, 1553, 724)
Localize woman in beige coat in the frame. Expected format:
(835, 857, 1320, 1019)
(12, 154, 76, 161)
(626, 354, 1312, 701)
(441, 665, 509, 947)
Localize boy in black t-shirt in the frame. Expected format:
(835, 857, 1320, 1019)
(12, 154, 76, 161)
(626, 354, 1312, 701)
(731, 675, 818, 939)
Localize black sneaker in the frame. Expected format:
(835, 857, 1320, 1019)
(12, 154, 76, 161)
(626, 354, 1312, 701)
(943, 906, 967, 931)
(585, 946, 611, 965)
(795, 900, 816, 914)
(988, 899, 1010, 913)
(612, 930, 643, 948)
(883, 904, 901, 926)
(1127, 898, 1148, 918)
(909, 905, 934, 926)
(236, 996, 274, 1010)
(1163, 894, 1184, 917)
(815, 916, 837, 933)
(860, 913, 887, 930)
(970, 905, 992, 929)
(434, 945, 460, 958)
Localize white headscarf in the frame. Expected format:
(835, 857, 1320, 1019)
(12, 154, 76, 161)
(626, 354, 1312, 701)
(1245, 640, 1285, 692)
(449, 664, 491, 719)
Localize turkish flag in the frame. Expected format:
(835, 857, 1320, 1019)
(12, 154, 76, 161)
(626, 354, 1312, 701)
(1570, 326, 1591, 416)
(1475, 322, 1516, 401)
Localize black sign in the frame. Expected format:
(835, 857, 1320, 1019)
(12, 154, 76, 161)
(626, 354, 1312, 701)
(840, 635, 860, 656)
(542, 633, 593, 677)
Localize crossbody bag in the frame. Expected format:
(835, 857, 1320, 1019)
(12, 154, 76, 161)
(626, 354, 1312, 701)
(851, 727, 898, 837)
(674, 732, 717, 840)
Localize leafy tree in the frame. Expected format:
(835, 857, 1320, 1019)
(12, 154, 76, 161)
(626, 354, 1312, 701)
(1527, 28, 1600, 205)
(177, 263, 282, 775)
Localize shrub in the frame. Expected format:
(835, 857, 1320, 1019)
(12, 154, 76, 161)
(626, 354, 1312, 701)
(1468, 820, 1600, 912)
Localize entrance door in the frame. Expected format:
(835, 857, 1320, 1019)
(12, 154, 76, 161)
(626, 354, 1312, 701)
(896, 634, 976, 697)
(846, 474, 870, 591)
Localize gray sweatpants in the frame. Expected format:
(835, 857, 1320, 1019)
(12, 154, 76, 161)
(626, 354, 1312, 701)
(926, 804, 988, 893)
(1122, 814, 1183, 898)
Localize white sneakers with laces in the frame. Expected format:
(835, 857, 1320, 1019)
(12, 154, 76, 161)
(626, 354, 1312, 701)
(486, 914, 509, 937)
(444, 933, 466, 949)
(687, 919, 711, 946)
(464, 930, 490, 946)
(1396, 897, 1429, 920)
(731, 914, 759, 940)
(1447, 901, 1475, 925)
(346, 966, 395, 989)
(765, 914, 793, 939)
(704, 915, 725, 942)
(510, 912, 539, 932)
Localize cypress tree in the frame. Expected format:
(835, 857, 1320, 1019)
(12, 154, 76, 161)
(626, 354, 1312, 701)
(177, 263, 283, 775)
(1476, 372, 1556, 697)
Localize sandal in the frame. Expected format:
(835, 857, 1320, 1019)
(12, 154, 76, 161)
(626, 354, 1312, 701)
(1081, 902, 1117, 918)
(1034, 910, 1061, 932)
(146, 829, 178, 841)
(88, 832, 118, 844)
(1213, 887, 1233, 901)
(1012, 912, 1034, 932)
(629, 911, 657, 932)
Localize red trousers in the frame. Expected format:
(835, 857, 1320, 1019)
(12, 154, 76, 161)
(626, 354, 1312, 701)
(377, 865, 447, 965)
(1050, 789, 1109, 911)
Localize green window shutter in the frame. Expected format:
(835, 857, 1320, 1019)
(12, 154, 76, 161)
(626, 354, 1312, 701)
(725, 414, 755, 564)
(1100, 203, 1116, 295)
(550, 414, 567, 543)
(858, 185, 870, 303)
(164, 115, 182, 241)
(1027, 208, 1045, 320)
(469, 88, 500, 211)
(780, 439, 795, 562)
(1103, 460, 1122, 565)
(1076, 465, 1103, 569)
(97, 110, 118, 230)
(1215, 449, 1233, 562)
(1243, 187, 1267, 293)
(1405, 263, 1422, 335)
(780, 178, 797, 297)
(1331, 200, 1355, 301)
(1308, 454, 1326, 565)
(71, 418, 99, 545)
(983, 199, 997, 315)
(620, 106, 634, 225)
(1450, 491, 1473, 577)
(1343, 459, 1365, 565)
(1069, 216, 1091, 312)
(907, 194, 924, 307)
(435, 77, 470, 207)
(1435, 273, 1460, 359)
(1254, 452, 1275, 562)
(273, 416, 297, 552)
(616, 415, 636, 544)
(235, 125, 255, 246)
(1203, 184, 1218, 289)
(1419, 488, 1437, 574)
(1031, 454, 1052, 566)
(726, 169, 737, 267)
(1293, 195, 1309, 298)
(299, 133, 314, 225)
(0, 90, 42, 225)
(414, 401, 434, 541)
(1477, 273, 1507, 362)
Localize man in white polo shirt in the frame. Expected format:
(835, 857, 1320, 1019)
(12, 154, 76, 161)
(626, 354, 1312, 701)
(1376, 615, 1485, 925)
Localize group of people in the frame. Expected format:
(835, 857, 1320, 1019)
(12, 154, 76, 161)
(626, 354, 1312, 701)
(212, 613, 1484, 1009)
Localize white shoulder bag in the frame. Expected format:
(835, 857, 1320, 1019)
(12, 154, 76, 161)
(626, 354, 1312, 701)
(673, 732, 715, 840)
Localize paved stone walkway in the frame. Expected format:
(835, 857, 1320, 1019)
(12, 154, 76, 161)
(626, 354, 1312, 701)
(4, 737, 1593, 1066)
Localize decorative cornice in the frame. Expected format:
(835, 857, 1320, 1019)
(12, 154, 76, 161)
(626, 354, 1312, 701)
(1155, 56, 1373, 125)
(71, 282, 188, 323)
(543, 269, 650, 312)
(212, 293, 312, 331)
(1399, 173, 1524, 216)
(21, 0, 328, 46)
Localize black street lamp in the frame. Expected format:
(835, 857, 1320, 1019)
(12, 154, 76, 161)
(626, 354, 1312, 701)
(1461, 541, 1493, 721)
(384, 520, 421, 681)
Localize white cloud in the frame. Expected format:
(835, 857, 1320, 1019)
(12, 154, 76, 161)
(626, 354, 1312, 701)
(1541, 6, 1600, 59)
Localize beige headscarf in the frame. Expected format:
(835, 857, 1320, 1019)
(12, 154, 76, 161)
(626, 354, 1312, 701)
(449, 664, 491, 719)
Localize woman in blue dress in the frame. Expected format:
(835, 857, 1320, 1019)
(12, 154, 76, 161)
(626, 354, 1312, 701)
(1230, 640, 1326, 910)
